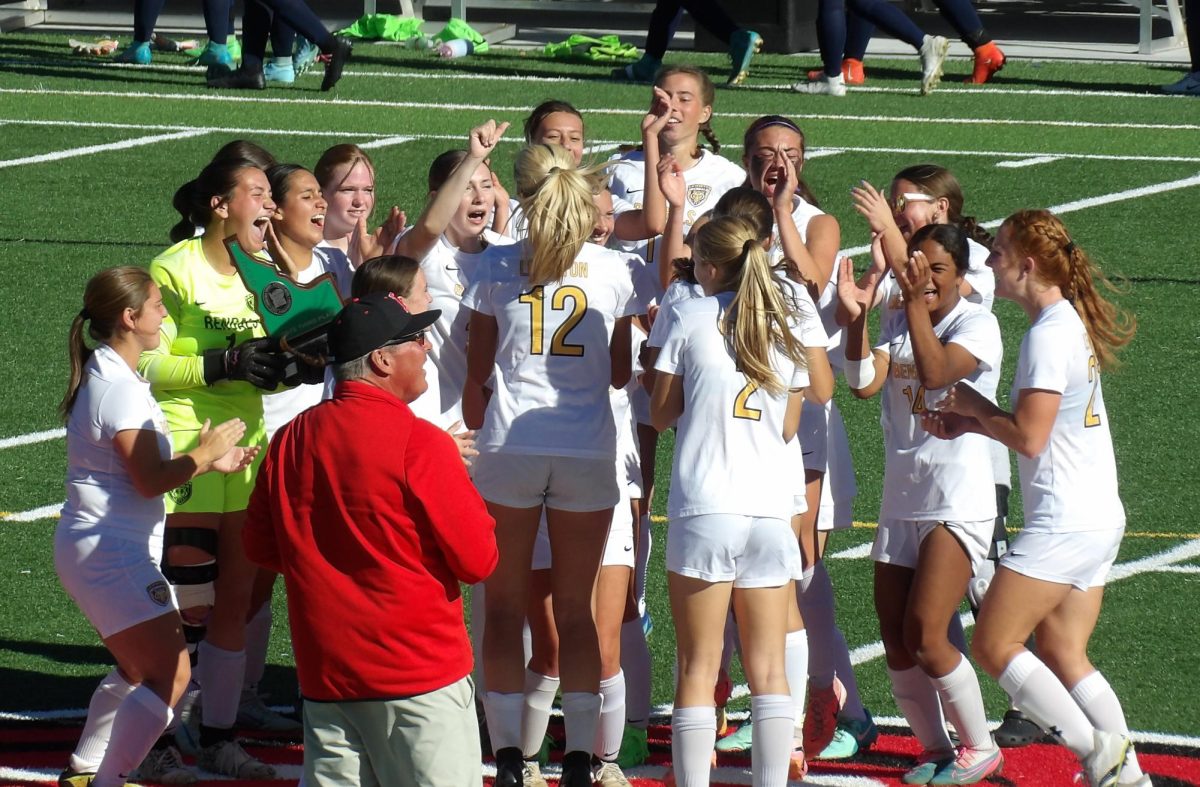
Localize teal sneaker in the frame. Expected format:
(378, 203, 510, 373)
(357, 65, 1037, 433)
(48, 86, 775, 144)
(617, 725, 649, 768)
(714, 721, 754, 753)
(727, 29, 762, 85)
(293, 38, 320, 75)
(226, 34, 242, 62)
(903, 751, 956, 785)
(928, 745, 1003, 785)
(264, 59, 295, 84)
(115, 40, 151, 64)
(612, 55, 660, 83)
(816, 711, 879, 760)
(195, 41, 232, 68)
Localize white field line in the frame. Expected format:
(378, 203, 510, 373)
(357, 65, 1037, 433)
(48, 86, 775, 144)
(1154, 564, 1200, 574)
(357, 135, 415, 150)
(0, 129, 209, 169)
(2, 503, 63, 522)
(996, 155, 1065, 168)
(828, 542, 874, 560)
(2, 88, 1198, 133)
(0, 428, 64, 450)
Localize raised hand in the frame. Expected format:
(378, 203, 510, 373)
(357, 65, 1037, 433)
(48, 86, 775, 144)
(851, 180, 899, 236)
(196, 417, 247, 467)
(836, 256, 878, 322)
(642, 86, 672, 137)
(376, 206, 407, 254)
(263, 222, 298, 276)
(771, 146, 799, 214)
(896, 249, 933, 304)
(469, 119, 511, 159)
(211, 444, 261, 474)
(656, 153, 686, 208)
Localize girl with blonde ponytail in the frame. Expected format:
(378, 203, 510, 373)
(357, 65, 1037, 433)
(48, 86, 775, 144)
(928, 210, 1146, 787)
(461, 142, 637, 787)
(650, 215, 812, 787)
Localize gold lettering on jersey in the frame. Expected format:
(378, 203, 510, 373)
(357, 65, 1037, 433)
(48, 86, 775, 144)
(891, 362, 919, 380)
(567, 261, 589, 278)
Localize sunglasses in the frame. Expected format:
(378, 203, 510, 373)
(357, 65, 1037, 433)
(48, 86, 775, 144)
(891, 192, 935, 213)
(381, 331, 430, 350)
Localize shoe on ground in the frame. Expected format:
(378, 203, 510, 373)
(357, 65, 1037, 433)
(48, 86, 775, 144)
(794, 72, 847, 96)
(207, 64, 266, 90)
(194, 41, 232, 68)
(903, 749, 957, 785)
(57, 770, 94, 787)
(236, 689, 301, 730)
(1082, 729, 1132, 787)
(929, 744, 1004, 784)
(966, 41, 1005, 84)
(134, 744, 197, 784)
(727, 28, 763, 85)
(522, 759, 549, 787)
(617, 724, 649, 768)
(804, 682, 842, 755)
(115, 40, 151, 64)
(817, 710, 879, 760)
(1163, 71, 1200, 95)
(225, 34, 241, 62)
(321, 36, 353, 92)
(494, 747, 523, 787)
(994, 708, 1042, 747)
(293, 37, 320, 75)
(560, 750, 593, 787)
(789, 743, 809, 781)
(715, 720, 754, 753)
(263, 60, 296, 84)
(196, 739, 276, 779)
(613, 55, 660, 82)
(595, 759, 632, 787)
(919, 34, 950, 95)
(808, 58, 865, 85)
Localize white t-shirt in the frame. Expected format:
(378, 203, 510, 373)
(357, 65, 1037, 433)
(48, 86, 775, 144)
(462, 240, 638, 459)
(877, 298, 1002, 521)
(263, 246, 353, 440)
(60, 344, 173, 545)
(965, 238, 995, 311)
(656, 291, 810, 520)
(1013, 300, 1124, 532)
(647, 279, 706, 349)
(770, 194, 826, 259)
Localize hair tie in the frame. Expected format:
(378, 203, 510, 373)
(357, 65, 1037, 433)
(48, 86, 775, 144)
(741, 239, 757, 256)
(78, 308, 91, 320)
(1063, 240, 1076, 255)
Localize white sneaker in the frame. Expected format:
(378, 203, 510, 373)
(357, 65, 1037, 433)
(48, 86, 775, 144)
(919, 35, 950, 94)
(1081, 729, 1131, 787)
(134, 744, 198, 784)
(793, 73, 847, 96)
(197, 739, 277, 779)
(236, 689, 301, 731)
(522, 759, 549, 787)
(1162, 71, 1200, 95)
(594, 760, 632, 787)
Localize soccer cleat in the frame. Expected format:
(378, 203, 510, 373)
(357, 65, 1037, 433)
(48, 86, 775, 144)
(807, 58, 865, 85)
(612, 55, 660, 83)
(727, 29, 763, 85)
(793, 73, 847, 96)
(1081, 730, 1131, 787)
(929, 744, 1004, 784)
(642, 609, 654, 637)
(114, 40, 152, 64)
(560, 750, 593, 787)
(321, 36, 353, 92)
(994, 708, 1042, 747)
(804, 682, 842, 755)
(965, 42, 1005, 84)
(1163, 71, 1200, 95)
(196, 739, 276, 779)
(263, 60, 297, 85)
(206, 64, 266, 90)
(225, 35, 242, 62)
(789, 742, 809, 781)
(918, 35, 950, 95)
(715, 720, 754, 752)
(595, 759, 633, 787)
(134, 744, 198, 784)
(194, 41, 232, 68)
(293, 38, 320, 75)
(522, 759, 549, 787)
(903, 750, 956, 785)
(236, 689, 301, 731)
(817, 711, 879, 760)
(57, 770, 94, 787)
(617, 725, 649, 768)
(494, 747, 523, 787)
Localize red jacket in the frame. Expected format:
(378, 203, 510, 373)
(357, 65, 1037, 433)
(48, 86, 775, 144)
(244, 380, 497, 701)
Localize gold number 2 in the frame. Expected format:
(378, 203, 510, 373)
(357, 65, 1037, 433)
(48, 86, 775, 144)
(519, 285, 588, 357)
(1084, 354, 1102, 428)
(733, 378, 762, 421)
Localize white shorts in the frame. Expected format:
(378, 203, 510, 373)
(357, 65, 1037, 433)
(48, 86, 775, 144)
(617, 416, 644, 496)
(805, 401, 857, 532)
(54, 526, 179, 640)
(667, 514, 804, 588)
(1001, 527, 1123, 591)
(630, 385, 652, 427)
(531, 482, 637, 571)
(871, 518, 993, 574)
(473, 452, 619, 512)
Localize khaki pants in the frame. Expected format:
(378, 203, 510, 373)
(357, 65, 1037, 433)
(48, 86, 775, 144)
(303, 676, 481, 787)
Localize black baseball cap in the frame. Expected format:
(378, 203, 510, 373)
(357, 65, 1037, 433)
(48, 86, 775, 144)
(328, 292, 441, 362)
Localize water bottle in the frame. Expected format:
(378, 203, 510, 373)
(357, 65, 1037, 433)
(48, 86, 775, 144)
(436, 39, 474, 58)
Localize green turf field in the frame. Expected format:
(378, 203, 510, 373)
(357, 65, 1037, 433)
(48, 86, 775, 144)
(1, 32, 1197, 742)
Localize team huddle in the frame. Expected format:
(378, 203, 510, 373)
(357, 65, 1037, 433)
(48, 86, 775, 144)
(56, 62, 1146, 787)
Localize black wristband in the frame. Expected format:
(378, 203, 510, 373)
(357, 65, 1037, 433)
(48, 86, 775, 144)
(202, 349, 229, 385)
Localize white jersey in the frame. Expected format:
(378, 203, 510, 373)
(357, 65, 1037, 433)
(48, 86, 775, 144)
(648, 279, 706, 349)
(263, 246, 353, 440)
(769, 194, 826, 259)
(609, 148, 745, 292)
(413, 229, 515, 428)
(965, 238, 995, 311)
(656, 291, 810, 520)
(783, 282, 829, 499)
(462, 240, 638, 459)
(877, 298, 1002, 521)
(1013, 300, 1124, 533)
(60, 343, 173, 545)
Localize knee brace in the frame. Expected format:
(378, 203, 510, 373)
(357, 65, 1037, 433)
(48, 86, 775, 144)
(162, 528, 219, 661)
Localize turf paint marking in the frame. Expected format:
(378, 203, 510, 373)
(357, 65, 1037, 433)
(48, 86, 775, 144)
(995, 155, 1065, 168)
(2, 88, 1198, 133)
(357, 135, 416, 150)
(0, 129, 209, 169)
(0, 428, 64, 450)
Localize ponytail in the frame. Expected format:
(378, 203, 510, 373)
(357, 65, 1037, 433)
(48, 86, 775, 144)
(513, 144, 601, 285)
(170, 179, 199, 244)
(60, 312, 93, 421)
(959, 214, 994, 250)
(698, 119, 721, 155)
(893, 164, 990, 248)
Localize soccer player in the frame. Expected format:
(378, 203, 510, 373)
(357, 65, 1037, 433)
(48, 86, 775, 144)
(926, 210, 1148, 787)
(313, 144, 405, 268)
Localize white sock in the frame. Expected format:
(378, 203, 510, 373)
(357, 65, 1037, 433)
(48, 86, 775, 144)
(620, 618, 652, 728)
(931, 655, 994, 750)
(92, 686, 173, 787)
(888, 665, 953, 756)
(672, 706, 717, 787)
(947, 613, 969, 657)
(831, 627, 867, 722)
(471, 583, 487, 694)
(751, 695, 794, 787)
(484, 691, 524, 753)
(561, 691, 602, 756)
(1070, 671, 1144, 781)
(243, 603, 271, 693)
(797, 563, 837, 687)
(997, 650, 1094, 758)
(521, 671, 559, 758)
(197, 641, 246, 729)
(595, 671, 627, 761)
(784, 630, 809, 731)
(70, 669, 136, 772)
